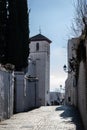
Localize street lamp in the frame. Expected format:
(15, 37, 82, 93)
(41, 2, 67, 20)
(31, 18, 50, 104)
(63, 64, 72, 73)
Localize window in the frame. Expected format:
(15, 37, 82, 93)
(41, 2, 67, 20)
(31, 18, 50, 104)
(36, 43, 39, 51)
(68, 97, 71, 102)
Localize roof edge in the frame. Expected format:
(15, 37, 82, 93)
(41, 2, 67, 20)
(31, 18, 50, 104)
(30, 33, 52, 43)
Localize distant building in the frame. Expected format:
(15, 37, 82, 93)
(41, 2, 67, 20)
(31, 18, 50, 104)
(28, 33, 51, 106)
(50, 91, 65, 105)
(50, 92, 60, 105)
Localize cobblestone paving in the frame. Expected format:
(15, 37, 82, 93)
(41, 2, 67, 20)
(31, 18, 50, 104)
(0, 105, 84, 130)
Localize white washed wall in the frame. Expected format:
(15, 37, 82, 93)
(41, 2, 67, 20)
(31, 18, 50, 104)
(65, 38, 87, 130)
(29, 40, 50, 106)
(25, 78, 39, 110)
(14, 72, 25, 113)
(78, 61, 87, 130)
(65, 38, 79, 106)
(0, 69, 14, 121)
(14, 72, 38, 113)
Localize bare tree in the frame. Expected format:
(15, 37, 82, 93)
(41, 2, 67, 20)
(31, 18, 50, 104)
(72, 0, 87, 37)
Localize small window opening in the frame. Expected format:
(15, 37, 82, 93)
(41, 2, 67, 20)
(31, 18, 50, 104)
(36, 43, 39, 51)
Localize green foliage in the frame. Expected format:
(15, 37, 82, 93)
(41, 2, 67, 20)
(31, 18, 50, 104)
(0, 0, 7, 63)
(6, 0, 29, 70)
(77, 40, 86, 62)
(0, 0, 29, 70)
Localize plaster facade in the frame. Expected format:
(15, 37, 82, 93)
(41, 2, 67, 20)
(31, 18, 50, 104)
(65, 37, 87, 130)
(0, 68, 14, 121)
(29, 34, 51, 106)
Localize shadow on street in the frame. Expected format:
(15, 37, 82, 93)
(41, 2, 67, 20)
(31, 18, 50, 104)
(55, 105, 85, 130)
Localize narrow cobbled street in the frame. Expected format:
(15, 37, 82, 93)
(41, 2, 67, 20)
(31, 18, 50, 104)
(0, 105, 84, 130)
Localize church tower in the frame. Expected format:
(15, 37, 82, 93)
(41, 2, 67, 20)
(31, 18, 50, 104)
(29, 33, 51, 106)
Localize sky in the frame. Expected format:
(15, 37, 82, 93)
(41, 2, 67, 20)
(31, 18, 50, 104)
(28, 0, 75, 91)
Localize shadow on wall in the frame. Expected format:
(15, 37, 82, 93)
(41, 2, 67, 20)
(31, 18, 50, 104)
(55, 105, 84, 130)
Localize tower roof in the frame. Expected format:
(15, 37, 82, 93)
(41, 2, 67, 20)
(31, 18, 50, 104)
(30, 34, 52, 43)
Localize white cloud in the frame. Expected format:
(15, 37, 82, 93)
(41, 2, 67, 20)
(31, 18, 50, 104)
(50, 71, 67, 91)
(50, 47, 67, 91)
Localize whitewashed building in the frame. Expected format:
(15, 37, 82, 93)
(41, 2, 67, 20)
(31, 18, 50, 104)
(28, 33, 52, 106)
(50, 92, 62, 105)
(65, 37, 87, 130)
(65, 38, 79, 106)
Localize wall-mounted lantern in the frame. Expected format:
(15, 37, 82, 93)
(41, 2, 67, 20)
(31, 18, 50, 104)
(63, 64, 72, 73)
